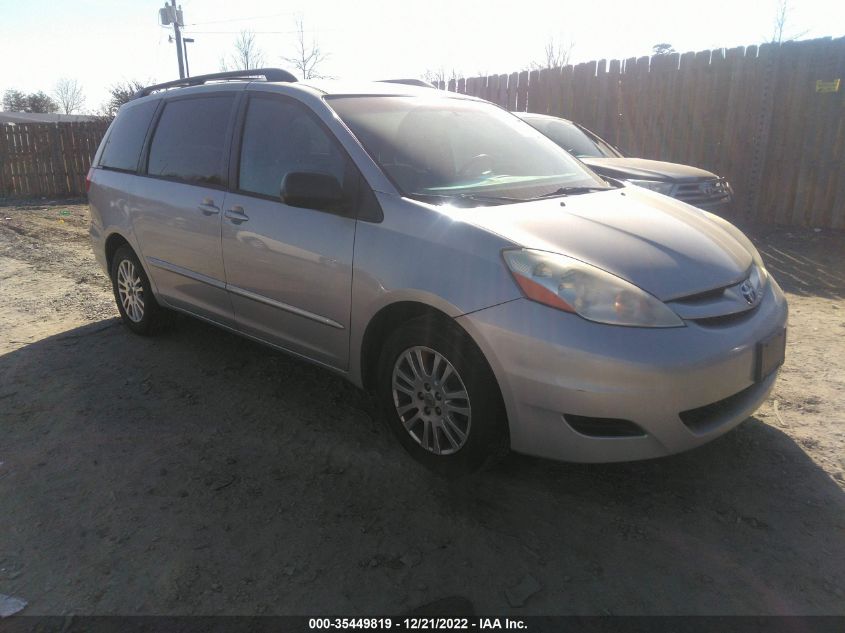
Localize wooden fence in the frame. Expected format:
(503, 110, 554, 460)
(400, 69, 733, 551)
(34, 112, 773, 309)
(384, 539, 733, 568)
(0, 121, 109, 199)
(1, 39, 844, 226)
(438, 37, 845, 228)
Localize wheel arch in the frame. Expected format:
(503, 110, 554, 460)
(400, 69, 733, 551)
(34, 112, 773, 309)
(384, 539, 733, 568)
(358, 300, 505, 407)
(104, 231, 132, 272)
(360, 301, 452, 392)
(104, 231, 162, 299)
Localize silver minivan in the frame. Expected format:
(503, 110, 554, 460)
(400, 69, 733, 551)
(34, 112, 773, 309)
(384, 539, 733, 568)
(88, 69, 787, 475)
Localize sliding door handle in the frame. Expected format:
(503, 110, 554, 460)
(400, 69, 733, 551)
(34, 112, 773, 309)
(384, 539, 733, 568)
(224, 206, 249, 224)
(198, 201, 220, 215)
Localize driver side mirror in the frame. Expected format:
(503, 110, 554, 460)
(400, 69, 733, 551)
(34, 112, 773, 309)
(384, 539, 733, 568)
(280, 171, 345, 213)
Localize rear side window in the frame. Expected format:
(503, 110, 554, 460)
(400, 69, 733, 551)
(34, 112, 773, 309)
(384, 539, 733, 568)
(147, 95, 234, 186)
(98, 100, 158, 172)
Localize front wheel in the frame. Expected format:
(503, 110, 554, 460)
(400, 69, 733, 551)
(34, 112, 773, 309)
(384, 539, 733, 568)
(376, 316, 509, 476)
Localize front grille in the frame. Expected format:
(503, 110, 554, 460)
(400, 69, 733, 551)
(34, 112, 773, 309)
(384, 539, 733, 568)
(670, 286, 727, 305)
(667, 268, 764, 323)
(679, 382, 761, 434)
(672, 178, 732, 205)
(691, 305, 759, 328)
(564, 414, 646, 438)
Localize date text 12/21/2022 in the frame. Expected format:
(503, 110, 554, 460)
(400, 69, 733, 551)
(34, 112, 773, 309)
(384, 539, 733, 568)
(308, 618, 528, 630)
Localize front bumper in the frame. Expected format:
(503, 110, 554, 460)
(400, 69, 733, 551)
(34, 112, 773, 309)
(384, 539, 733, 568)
(692, 195, 734, 214)
(457, 279, 788, 463)
(669, 179, 734, 213)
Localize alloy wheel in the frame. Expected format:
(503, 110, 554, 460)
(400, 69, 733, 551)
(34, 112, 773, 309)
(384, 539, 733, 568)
(391, 346, 472, 455)
(116, 259, 145, 323)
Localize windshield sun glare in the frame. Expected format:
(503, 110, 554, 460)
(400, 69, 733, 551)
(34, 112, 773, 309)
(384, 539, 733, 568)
(326, 95, 608, 205)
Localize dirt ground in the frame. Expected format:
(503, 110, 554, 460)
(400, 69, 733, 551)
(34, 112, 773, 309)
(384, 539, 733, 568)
(0, 201, 843, 616)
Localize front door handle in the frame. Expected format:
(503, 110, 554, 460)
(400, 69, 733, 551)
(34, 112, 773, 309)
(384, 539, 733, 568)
(224, 206, 249, 224)
(198, 199, 220, 215)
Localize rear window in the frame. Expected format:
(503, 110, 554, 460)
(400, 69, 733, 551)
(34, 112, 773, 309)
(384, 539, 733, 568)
(98, 100, 158, 172)
(147, 95, 235, 186)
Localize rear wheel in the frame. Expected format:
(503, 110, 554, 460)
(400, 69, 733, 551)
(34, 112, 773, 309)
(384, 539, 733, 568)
(110, 244, 167, 335)
(376, 315, 509, 476)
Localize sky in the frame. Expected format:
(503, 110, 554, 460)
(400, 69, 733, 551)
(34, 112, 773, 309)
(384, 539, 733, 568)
(1, 0, 843, 113)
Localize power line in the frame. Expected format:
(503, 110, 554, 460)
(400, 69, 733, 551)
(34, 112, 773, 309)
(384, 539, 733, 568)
(186, 29, 339, 35)
(186, 11, 293, 26)
(186, 29, 335, 35)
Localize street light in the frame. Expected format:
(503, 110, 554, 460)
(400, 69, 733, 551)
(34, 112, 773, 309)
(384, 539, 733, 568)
(182, 37, 195, 78)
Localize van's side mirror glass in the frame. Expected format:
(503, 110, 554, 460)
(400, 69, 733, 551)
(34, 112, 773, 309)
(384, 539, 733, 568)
(280, 172, 344, 212)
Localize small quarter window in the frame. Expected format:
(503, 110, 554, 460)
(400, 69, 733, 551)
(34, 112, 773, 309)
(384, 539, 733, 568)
(99, 100, 158, 172)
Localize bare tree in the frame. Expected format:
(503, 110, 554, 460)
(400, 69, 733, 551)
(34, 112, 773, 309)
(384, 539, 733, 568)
(220, 30, 265, 71)
(282, 17, 330, 80)
(422, 67, 461, 87)
(530, 36, 574, 70)
(54, 78, 86, 114)
(769, 0, 808, 43)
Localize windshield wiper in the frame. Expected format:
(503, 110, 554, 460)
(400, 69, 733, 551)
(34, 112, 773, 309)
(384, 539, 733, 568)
(457, 193, 526, 203)
(410, 192, 525, 206)
(533, 186, 611, 199)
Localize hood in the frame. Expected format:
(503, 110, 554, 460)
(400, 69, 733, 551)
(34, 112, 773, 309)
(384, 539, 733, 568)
(454, 187, 751, 301)
(581, 157, 718, 182)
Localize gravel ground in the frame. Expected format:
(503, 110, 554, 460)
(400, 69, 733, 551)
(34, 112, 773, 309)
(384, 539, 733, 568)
(0, 201, 843, 616)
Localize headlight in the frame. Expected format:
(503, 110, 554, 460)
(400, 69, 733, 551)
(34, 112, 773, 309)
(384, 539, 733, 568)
(628, 179, 674, 195)
(503, 249, 684, 328)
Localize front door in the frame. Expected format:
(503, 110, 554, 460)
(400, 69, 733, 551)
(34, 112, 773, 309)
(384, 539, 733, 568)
(221, 93, 358, 369)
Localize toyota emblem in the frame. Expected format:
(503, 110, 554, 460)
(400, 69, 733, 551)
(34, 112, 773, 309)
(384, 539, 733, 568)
(740, 280, 757, 304)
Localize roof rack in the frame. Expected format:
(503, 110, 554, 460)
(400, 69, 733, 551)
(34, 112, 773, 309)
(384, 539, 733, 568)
(378, 79, 436, 88)
(133, 68, 297, 99)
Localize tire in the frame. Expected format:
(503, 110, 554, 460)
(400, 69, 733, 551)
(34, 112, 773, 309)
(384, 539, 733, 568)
(376, 315, 509, 477)
(110, 244, 167, 336)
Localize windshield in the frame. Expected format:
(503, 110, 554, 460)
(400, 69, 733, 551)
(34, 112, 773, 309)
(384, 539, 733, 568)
(326, 96, 608, 204)
(523, 117, 619, 159)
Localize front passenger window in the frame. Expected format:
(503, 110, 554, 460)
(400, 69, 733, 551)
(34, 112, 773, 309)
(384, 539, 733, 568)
(238, 96, 351, 202)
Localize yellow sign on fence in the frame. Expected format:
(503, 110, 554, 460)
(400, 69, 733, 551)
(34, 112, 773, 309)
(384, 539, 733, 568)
(815, 79, 841, 93)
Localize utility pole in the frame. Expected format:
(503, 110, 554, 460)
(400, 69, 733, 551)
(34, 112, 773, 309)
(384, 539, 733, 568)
(171, 0, 185, 79)
(160, 1, 186, 79)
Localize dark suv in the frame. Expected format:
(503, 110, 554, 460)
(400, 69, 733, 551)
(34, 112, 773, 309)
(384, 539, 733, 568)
(517, 112, 733, 212)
